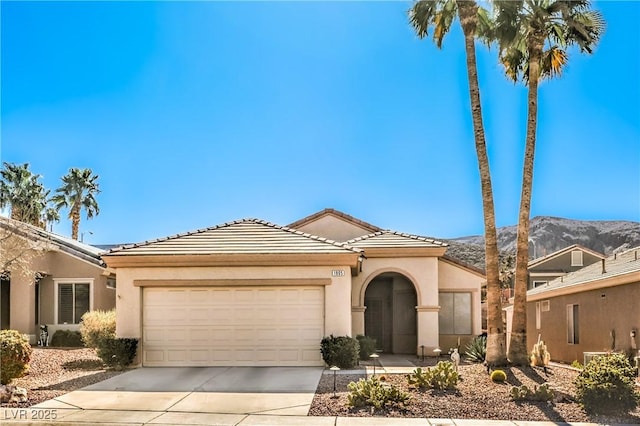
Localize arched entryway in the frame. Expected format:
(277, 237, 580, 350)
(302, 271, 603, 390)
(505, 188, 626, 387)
(364, 272, 417, 354)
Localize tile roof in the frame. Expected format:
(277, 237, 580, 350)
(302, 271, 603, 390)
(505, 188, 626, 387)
(347, 231, 447, 249)
(287, 208, 382, 233)
(0, 216, 105, 267)
(528, 247, 640, 297)
(107, 219, 362, 256)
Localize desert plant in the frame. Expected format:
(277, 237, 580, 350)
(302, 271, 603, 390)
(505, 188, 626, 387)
(0, 330, 32, 385)
(406, 367, 431, 389)
(574, 352, 639, 415)
(530, 339, 550, 368)
(320, 335, 359, 369)
(510, 383, 554, 401)
(407, 361, 459, 390)
(356, 335, 377, 360)
(50, 330, 83, 347)
(570, 360, 583, 370)
(347, 376, 410, 409)
(80, 309, 116, 349)
(465, 334, 486, 363)
(490, 369, 507, 383)
(97, 338, 138, 370)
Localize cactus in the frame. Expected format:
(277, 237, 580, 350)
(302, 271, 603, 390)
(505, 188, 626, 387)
(510, 383, 554, 401)
(530, 339, 551, 368)
(347, 376, 410, 409)
(407, 361, 459, 390)
(490, 369, 507, 383)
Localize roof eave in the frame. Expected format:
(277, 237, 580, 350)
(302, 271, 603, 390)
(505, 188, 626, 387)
(102, 252, 362, 269)
(527, 271, 639, 301)
(360, 247, 447, 258)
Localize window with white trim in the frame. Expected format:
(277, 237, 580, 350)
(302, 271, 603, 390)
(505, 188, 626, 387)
(571, 250, 583, 267)
(438, 292, 472, 335)
(57, 282, 90, 324)
(533, 280, 548, 288)
(567, 304, 579, 344)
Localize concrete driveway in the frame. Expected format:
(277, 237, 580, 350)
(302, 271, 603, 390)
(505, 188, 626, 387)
(33, 366, 324, 420)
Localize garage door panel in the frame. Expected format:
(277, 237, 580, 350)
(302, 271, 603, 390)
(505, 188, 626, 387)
(142, 286, 324, 366)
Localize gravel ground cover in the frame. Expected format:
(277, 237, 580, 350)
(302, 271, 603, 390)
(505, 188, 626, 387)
(1, 347, 124, 408)
(309, 360, 640, 424)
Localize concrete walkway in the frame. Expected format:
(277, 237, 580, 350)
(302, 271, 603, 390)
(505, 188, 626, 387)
(0, 407, 627, 426)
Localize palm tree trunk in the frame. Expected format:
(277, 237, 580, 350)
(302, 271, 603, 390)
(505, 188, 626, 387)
(71, 203, 81, 241)
(508, 39, 543, 365)
(457, 0, 507, 366)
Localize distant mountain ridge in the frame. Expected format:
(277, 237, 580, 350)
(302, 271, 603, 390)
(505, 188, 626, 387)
(445, 216, 640, 269)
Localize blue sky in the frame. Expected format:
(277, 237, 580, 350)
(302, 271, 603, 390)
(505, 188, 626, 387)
(1, 1, 638, 244)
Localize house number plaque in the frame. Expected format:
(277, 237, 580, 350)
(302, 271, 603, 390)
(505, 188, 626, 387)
(331, 270, 345, 277)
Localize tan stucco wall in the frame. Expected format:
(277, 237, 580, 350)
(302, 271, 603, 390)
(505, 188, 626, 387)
(115, 265, 353, 341)
(526, 281, 640, 364)
(437, 260, 484, 351)
(9, 248, 114, 337)
(351, 256, 441, 353)
(294, 215, 373, 242)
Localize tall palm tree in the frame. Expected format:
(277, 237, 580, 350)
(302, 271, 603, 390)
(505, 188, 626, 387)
(494, 0, 604, 364)
(52, 168, 101, 241)
(0, 162, 49, 227)
(410, 0, 507, 365)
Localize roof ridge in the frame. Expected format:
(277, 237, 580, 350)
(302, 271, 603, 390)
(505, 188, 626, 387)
(287, 208, 382, 232)
(346, 229, 447, 246)
(109, 217, 363, 254)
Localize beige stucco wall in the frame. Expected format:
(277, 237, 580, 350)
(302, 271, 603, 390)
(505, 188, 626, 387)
(436, 261, 484, 351)
(351, 256, 441, 354)
(9, 248, 114, 338)
(115, 265, 353, 341)
(295, 216, 373, 242)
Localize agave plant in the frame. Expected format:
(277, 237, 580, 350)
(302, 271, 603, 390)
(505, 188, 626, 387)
(465, 335, 487, 363)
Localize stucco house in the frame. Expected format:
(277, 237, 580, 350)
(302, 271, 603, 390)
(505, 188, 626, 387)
(527, 244, 604, 290)
(526, 247, 640, 364)
(103, 209, 485, 367)
(0, 217, 116, 344)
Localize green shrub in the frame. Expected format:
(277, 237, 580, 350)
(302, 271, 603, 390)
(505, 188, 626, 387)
(356, 335, 377, 360)
(490, 369, 507, 383)
(465, 335, 486, 363)
(80, 309, 116, 349)
(0, 330, 32, 385)
(320, 335, 359, 369)
(574, 352, 639, 415)
(50, 330, 83, 347)
(97, 338, 138, 370)
(510, 384, 554, 401)
(347, 376, 410, 409)
(407, 361, 459, 390)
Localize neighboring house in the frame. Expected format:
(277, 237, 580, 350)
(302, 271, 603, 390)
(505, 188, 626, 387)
(102, 208, 485, 367)
(0, 217, 116, 344)
(526, 247, 640, 364)
(527, 244, 604, 290)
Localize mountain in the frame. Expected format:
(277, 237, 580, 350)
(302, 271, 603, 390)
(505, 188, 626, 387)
(445, 216, 640, 269)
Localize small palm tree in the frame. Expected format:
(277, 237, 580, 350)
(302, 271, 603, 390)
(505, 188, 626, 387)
(0, 162, 49, 227)
(52, 168, 101, 240)
(410, 0, 507, 365)
(493, 0, 605, 364)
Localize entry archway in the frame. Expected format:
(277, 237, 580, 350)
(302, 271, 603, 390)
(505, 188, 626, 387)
(364, 272, 417, 354)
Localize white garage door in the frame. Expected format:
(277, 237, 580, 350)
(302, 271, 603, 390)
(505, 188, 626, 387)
(142, 286, 324, 366)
